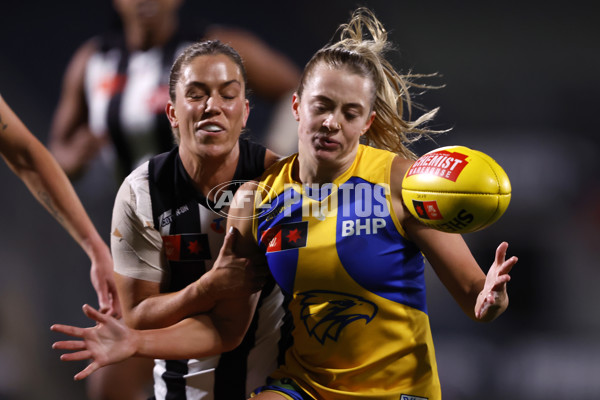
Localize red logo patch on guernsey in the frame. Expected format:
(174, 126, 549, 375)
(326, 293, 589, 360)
(412, 200, 443, 220)
(162, 233, 211, 261)
(261, 221, 308, 253)
(406, 150, 469, 182)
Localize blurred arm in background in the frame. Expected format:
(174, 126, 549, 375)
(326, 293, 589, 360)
(0, 93, 120, 317)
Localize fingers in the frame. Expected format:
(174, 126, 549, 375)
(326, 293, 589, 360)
(495, 273, 511, 287)
(74, 362, 100, 381)
(52, 340, 87, 351)
(220, 226, 239, 256)
(495, 241, 509, 265)
(109, 286, 123, 319)
(50, 323, 85, 338)
(495, 242, 518, 276)
(97, 287, 111, 315)
(82, 303, 110, 324)
(60, 350, 93, 362)
(97, 289, 122, 319)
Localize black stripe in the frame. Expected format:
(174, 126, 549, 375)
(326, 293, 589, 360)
(213, 280, 276, 399)
(147, 137, 271, 398)
(163, 359, 188, 400)
(105, 40, 134, 177)
(233, 138, 267, 181)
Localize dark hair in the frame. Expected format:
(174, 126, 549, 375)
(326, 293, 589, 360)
(168, 40, 248, 102)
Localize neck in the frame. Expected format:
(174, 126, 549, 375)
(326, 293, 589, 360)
(179, 144, 240, 199)
(296, 155, 348, 186)
(296, 146, 359, 185)
(123, 15, 178, 51)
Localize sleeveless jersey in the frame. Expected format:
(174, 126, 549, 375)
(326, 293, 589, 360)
(113, 139, 291, 400)
(84, 29, 203, 176)
(253, 145, 441, 400)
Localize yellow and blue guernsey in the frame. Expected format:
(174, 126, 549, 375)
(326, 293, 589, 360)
(253, 145, 441, 400)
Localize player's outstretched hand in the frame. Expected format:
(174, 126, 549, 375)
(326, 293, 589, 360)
(51, 304, 138, 380)
(474, 242, 518, 321)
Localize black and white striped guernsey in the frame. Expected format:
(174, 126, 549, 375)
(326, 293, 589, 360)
(85, 29, 203, 177)
(138, 139, 291, 399)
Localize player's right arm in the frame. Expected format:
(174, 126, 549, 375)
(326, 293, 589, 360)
(48, 39, 106, 178)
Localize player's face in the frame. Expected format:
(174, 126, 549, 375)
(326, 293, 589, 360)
(293, 64, 375, 173)
(167, 54, 249, 162)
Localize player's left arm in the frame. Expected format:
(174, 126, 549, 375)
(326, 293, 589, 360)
(390, 156, 518, 321)
(0, 94, 120, 317)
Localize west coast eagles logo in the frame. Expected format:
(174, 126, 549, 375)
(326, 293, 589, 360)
(298, 290, 378, 345)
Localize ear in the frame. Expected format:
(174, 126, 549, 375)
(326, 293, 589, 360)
(165, 101, 178, 128)
(361, 111, 376, 136)
(242, 99, 250, 128)
(291, 93, 300, 122)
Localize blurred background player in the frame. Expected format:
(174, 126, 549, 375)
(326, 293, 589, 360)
(48, 0, 300, 181)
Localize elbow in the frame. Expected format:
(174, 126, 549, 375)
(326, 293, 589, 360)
(211, 318, 247, 354)
(220, 331, 245, 353)
(185, 331, 242, 360)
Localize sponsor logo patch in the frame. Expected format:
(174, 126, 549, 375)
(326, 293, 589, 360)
(406, 149, 469, 182)
(412, 200, 443, 220)
(400, 395, 428, 400)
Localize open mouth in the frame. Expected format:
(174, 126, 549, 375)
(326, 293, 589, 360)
(196, 122, 225, 135)
(202, 124, 223, 132)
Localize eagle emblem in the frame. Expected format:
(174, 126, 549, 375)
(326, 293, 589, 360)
(298, 290, 378, 345)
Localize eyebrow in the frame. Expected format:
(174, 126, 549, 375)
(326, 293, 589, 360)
(312, 94, 366, 111)
(185, 80, 242, 90)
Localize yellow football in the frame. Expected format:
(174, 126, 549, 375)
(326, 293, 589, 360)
(402, 145, 511, 233)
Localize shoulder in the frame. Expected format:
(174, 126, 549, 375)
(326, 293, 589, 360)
(123, 161, 151, 193)
(227, 180, 262, 245)
(390, 155, 415, 183)
(114, 161, 152, 221)
(389, 155, 428, 237)
(264, 149, 282, 170)
(261, 153, 295, 182)
(69, 37, 102, 70)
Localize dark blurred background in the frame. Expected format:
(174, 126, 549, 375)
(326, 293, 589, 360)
(1, 1, 599, 399)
